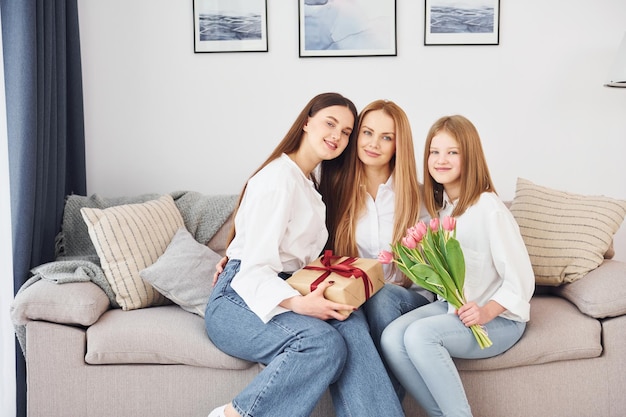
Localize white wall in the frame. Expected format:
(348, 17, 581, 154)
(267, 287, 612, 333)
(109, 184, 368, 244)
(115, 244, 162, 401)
(77, 1, 626, 260)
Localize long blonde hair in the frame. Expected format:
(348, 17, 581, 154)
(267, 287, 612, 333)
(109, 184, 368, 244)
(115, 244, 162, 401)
(422, 115, 496, 218)
(330, 100, 421, 286)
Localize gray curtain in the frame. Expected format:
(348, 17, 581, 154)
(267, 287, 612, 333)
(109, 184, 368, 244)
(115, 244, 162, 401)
(1, 1, 86, 416)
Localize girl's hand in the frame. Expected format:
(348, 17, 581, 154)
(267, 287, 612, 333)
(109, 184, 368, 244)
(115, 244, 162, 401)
(280, 280, 355, 321)
(212, 256, 228, 285)
(457, 300, 505, 327)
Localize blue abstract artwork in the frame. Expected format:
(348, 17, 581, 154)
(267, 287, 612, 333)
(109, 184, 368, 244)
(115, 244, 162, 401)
(425, 0, 499, 45)
(430, 6, 494, 34)
(299, 0, 396, 57)
(194, 0, 267, 52)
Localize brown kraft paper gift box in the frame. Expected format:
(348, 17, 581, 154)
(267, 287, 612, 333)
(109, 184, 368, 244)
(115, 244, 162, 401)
(287, 250, 385, 317)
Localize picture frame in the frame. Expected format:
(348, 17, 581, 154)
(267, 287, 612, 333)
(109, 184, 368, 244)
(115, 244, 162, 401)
(298, 0, 397, 57)
(424, 0, 500, 46)
(193, 0, 268, 53)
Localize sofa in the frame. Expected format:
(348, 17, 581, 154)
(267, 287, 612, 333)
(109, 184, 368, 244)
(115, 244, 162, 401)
(10, 180, 626, 417)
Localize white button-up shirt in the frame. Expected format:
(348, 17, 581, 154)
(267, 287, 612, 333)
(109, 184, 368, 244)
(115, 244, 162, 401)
(228, 154, 328, 323)
(439, 191, 534, 322)
(356, 177, 396, 281)
(355, 176, 434, 300)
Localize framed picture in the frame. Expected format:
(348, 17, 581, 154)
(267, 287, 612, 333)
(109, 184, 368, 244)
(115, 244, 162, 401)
(299, 0, 397, 57)
(424, 0, 500, 46)
(193, 0, 268, 53)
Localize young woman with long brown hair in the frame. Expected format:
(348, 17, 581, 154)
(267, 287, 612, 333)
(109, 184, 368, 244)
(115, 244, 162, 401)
(205, 93, 405, 417)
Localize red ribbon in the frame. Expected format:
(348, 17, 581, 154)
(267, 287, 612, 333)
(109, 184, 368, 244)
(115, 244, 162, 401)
(303, 250, 374, 300)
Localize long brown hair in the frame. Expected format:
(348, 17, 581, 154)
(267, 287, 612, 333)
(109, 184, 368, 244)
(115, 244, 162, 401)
(228, 92, 358, 244)
(422, 115, 496, 218)
(329, 100, 421, 286)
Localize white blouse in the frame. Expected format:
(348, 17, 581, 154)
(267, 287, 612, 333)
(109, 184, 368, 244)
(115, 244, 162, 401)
(355, 177, 396, 281)
(355, 176, 433, 300)
(228, 154, 328, 323)
(439, 191, 535, 322)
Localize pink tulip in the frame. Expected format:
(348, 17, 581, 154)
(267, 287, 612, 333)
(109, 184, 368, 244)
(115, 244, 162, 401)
(429, 218, 439, 232)
(402, 235, 418, 249)
(407, 225, 425, 243)
(415, 221, 428, 236)
(378, 250, 394, 264)
(443, 216, 456, 232)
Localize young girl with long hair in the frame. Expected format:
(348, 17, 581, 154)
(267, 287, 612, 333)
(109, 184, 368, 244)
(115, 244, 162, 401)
(380, 115, 535, 417)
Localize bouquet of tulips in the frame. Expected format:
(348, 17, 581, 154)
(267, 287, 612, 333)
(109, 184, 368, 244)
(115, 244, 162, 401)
(378, 216, 492, 349)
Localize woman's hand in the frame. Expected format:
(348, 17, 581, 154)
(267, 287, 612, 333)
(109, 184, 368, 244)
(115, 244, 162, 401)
(212, 256, 228, 285)
(280, 280, 355, 321)
(457, 300, 505, 327)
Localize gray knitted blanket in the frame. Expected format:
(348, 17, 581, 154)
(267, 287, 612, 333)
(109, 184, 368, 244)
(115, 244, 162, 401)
(56, 190, 238, 261)
(15, 191, 238, 356)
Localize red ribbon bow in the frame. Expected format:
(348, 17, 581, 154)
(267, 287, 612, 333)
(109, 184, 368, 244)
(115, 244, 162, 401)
(303, 250, 374, 300)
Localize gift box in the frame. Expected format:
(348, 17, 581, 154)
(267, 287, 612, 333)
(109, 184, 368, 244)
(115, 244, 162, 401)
(287, 250, 385, 317)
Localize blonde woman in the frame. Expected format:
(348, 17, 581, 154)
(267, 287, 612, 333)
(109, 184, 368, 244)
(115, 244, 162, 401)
(324, 99, 432, 398)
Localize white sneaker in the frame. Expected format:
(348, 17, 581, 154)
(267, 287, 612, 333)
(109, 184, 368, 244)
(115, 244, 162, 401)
(208, 404, 227, 417)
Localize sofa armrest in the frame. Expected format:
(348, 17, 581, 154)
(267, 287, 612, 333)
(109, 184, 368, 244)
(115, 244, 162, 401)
(550, 259, 626, 318)
(11, 279, 111, 327)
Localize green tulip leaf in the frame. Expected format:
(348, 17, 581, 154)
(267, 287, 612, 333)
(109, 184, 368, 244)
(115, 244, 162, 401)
(444, 238, 466, 290)
(408, 263, 446, 297)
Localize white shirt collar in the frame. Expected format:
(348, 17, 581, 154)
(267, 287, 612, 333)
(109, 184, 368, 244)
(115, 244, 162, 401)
(442, 190, 457, 210)
(280, 153, 314, 186)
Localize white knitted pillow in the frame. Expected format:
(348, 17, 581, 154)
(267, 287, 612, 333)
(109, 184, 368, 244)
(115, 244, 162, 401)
(509, 178, 626, 286)
(81, 194, 184, 310)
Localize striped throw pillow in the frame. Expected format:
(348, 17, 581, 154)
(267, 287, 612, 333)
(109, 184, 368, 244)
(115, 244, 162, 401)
(81, 194, 184, 310)
(509, 178, 626, 286)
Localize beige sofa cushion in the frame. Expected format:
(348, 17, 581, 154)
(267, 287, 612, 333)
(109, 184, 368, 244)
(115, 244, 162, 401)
(84, 297, 602, 372)
(454, 296, 602, 371)
(81, 194, 184, 310)
(85, 305, 254, 370)
(509, 178, 626, 286)
(10, 280, 109, 326)
(206, 214, 233, 256)
(551, 259, 626, 318)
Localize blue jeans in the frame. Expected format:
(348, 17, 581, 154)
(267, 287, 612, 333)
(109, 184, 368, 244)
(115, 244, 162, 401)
(205, 259, 405, 417)
(362, 283, 430, 398)
(380, 300, 526, 417)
